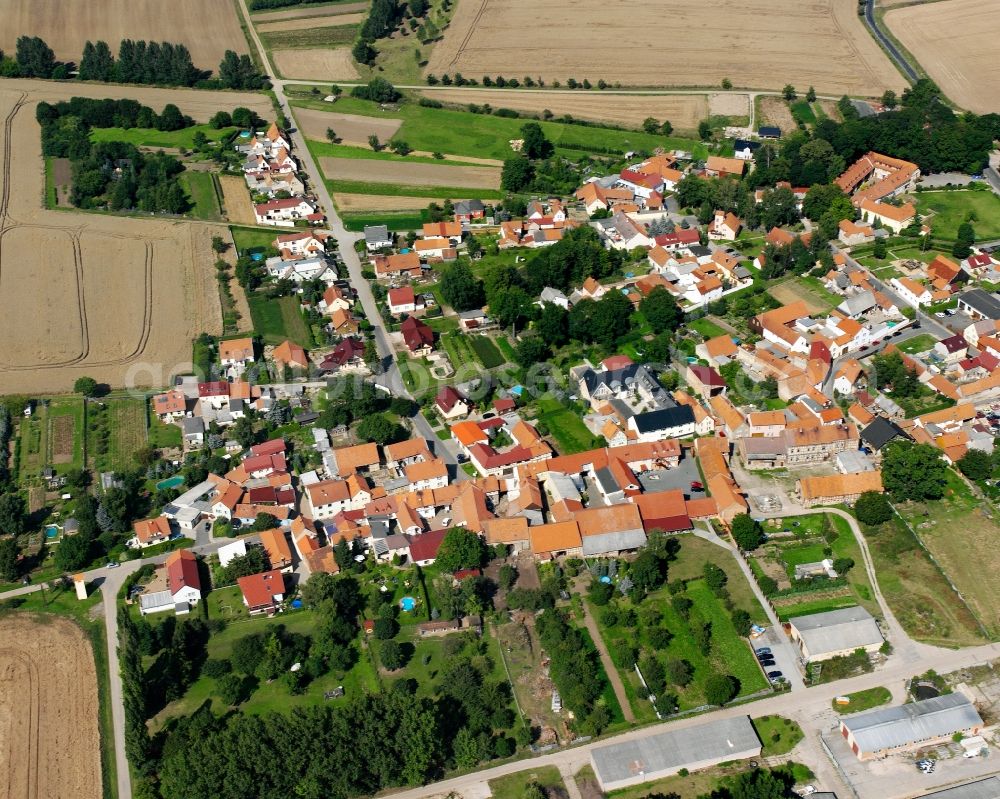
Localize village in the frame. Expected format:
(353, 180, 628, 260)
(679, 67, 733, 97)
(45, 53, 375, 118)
(4, 42, 1000, 799)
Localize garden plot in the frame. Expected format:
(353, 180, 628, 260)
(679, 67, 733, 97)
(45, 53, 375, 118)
(320, 156, 501, 189)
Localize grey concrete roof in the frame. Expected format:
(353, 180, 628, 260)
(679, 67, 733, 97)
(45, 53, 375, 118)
(139, 590, 174, 611)
(920, 777, 1000, 799)
(581, 529, 647, 556)
(790, 605, 883, 656)
(591, 715, 760, 785)
(842, 693, 982, 754)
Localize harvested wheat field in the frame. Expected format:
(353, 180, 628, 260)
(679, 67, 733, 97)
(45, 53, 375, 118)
(0, 81, 258, 394)
(885, 0, 1000, 113)
(321, 157, 500, 188)
(258, 13, 366, 32)
(334, 192, 460, 210)
(421, 89, 708, 129)
(219, 174, 258, 226)
(709, 93, 750, 118)
(0, 0, 248, 71)
(273, 48, 360, 80)
(0, 614, 101, 799)
(253, 0, 368, 20)
(429, 0, 906, 96)
(294, 106, 403, 144)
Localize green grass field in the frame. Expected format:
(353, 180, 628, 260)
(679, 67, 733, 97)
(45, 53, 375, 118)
(489, 767, 565, 799)
(180, 171, 222, 221)
(753, 715, 804, 756)
(689, 318, 728, 339)
(469, 335, 505, 367)
(248, 293, 312, 346)
(897, 333, 937, 354)
(231, 225, 279, 255)
(148, 408, 183, 449)
(89, 397, 149, 472)
(535, 396, 597, 455)
(90, 124, 236, 149)
(340, 211, 428, 231)
(309, 141, 480, 167)
(790, 100, 817, 125)
(261, 23, 357, 49)
(774, 595, 858, 621)
(291, 95, 704, 161)
(916, 189, 1000, 240)
(327, 178, 503, 200)
(833, 686, 891, 714)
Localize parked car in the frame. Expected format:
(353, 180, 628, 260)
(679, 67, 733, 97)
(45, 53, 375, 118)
(759, 659, 776, 668)
(690, 480, 704, 491)
(755, 647, 772, 656)
(767, 671, 784, 681)
(106, 561, 120, 569)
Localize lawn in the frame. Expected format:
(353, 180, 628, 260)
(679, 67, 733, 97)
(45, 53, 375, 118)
(915, 189, 1000, 240)
(534, 395, 597, 455)
(774, 596, 859, 621)
(469, 335, 506, 367)
(752, 715, 804, 756)
(489, 767, 566, 799)
(897, 333, 937, 354)
(90, 124, 236, 149)
(148, 410, 183, 449)
(858, 510, 984, 647)
(688, 318, 728, 339)
(894, 470, 1000, 639)
(832, 686, 891, 714)
(291, 95, 703, 161)
(790, 100, 817, 125)
(180, 171, 222, 221)
(340, 211, 428, 232)
(231, 225, 279, 255)
(248, 293, 312, 346)
(667, 535, 768, 624)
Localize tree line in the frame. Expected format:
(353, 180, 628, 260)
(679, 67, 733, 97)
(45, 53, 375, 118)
(3, 36, 263, 89)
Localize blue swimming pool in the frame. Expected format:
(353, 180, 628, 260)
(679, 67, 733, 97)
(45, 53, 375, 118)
(400, 596, 417, 612)
(44, 525, 59, 539)
(156, 475, 185, 491)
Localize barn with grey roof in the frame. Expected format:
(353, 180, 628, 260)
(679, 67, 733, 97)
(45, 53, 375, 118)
(589, 715, 761, 790)
(839, 693, 983, 759)
(788, 606, 883, 662)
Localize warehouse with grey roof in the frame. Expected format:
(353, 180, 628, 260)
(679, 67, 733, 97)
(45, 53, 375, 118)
(919, 777, 1000, 799)
(589, 715, 761, 790)
(788, 606, 883, 662)
(840, 693, 983, 759)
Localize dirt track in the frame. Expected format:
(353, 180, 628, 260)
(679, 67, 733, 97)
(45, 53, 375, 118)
(0, 80, 266, 394)
(0, 613, 101, 799)
(0, 0, 248, 71)
(273, 48, 360, 80)
(421, 89, 709, 130)
(320, 156, 500, 188)
(884, 0, 1000, 113)
(294, 106, 403, 145)
(428, 0, 906, 95)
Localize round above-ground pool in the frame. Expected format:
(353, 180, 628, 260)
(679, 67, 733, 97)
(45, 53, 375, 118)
(44, 525, 59, 540)
(156, 475, 185, 491)
(400, 596, 417, 612)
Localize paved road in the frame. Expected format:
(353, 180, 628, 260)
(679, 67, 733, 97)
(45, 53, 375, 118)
(864, 0, 918, 83)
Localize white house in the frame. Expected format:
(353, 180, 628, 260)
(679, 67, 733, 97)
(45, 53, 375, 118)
(254, 197, 319, 227)
(626, 405, 697, 442)
(138, 550, 202, 616)
(539, 287, 570, 309)
(891, 276, 933, 308)
(707, 210, 741, 242)
(387, 286, 423, 316)
(414, 237, 452, 259)
(859, 199, 916, 235)
(304, 479, 351, 519)
(364, 225, 392, 252)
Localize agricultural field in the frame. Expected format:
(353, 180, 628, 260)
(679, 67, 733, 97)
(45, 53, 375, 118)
(272, 48, 360, 80)
(0, 0, 249, 70)
(218, 175, 258, 226)
(421, 89, 712, 131)
(319, 156, 501, 189)
(88, 397, 149, 473)
(0, 613, 101, 799)
(885, 0, 1000, 114)
(914, 189, 1000, 240)
(0, 81, 271, 395)
(257, 13, 366, 32)
(295, 106, 404, 145)
(895, 471, 1000, 639)
(260, 24, 359, 50)
(428, 0, 905, 95)
(757, 96, 797, 132)
(251, 1, 368, 20)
